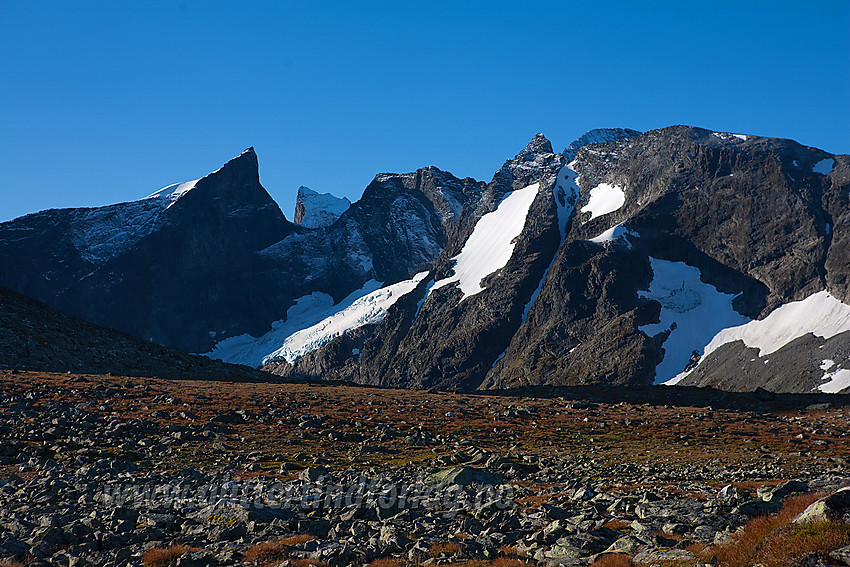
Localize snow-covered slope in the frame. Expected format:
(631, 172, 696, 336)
(667, 291, 850, 385)
(639, 258, 749, 384)
(205, 280, 381, 366)
(264, 271, 428, 364)
(431, 183, 540, 300)
(293, 186, 351, 228)
(144, 179, 201, 208)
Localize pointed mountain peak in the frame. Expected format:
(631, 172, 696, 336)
(293, 186, 351, 228)
(523, 133, 554, 155)
(216, 146, 259, 173)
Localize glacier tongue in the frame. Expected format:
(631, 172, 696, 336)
(206, 280, 382, 367)
(263, 271, 429, 365)
(639, 258, 748, 384)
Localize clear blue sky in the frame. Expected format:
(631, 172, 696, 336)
(2, 1, 848, 222)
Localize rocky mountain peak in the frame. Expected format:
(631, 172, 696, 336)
(293, 186, 351, 228)
(200, 146, 261, 186)
(521, 133, 554, 157)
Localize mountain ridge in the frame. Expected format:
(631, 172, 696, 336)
(1, 125, 848, 393)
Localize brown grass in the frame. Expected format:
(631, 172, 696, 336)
(589, 553, 633, 567)
(242, 540, 291, 565)
(603, 519, 632, 531)
(277, 534, 317, 546)
(429, 541, 462, 557)
(489, 559, 535, 567)
(243, 534, 317, 565)
(684, 542, 709, 556)
(142, 545, 199, 567)
(366, 560, 402, 567)
(711, 491, 850, 567)
(447, 560, 534, 567)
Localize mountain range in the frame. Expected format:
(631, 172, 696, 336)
(1, 125, 848, 393)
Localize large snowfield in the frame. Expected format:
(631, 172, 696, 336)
(639, 258, 749, 384)
(207, 272, 429, 367)
(431, 183, 540, 300)
(666, 290, 850, 388)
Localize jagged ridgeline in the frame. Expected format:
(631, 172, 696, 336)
(1, 127, 848, 393)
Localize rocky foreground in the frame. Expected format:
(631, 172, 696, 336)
(3, 372, 850, 567)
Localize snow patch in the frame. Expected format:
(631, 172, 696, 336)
(413, 279, 435, 320)
(265, 271, 429, 364)
(813, 158, 835, 175)
(818, 368, 850, 393)
(712, 132, 748, 142)
(436, 187, 463, 220)
(71, 200, 168, 263)
(144, 179, 200, 208)
(588, 223, 636, 247)
(639, 258, 748, 384)
(668, 291, 850, 385)
(555, 163, 580, 239)
(581, 183, 625, 221)
(431, 183, 540, 300)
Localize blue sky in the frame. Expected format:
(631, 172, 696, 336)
(1, 1, 848, 222)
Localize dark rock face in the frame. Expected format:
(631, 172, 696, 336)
(0, 286, 260, 379)
(675, 331, 850, 393)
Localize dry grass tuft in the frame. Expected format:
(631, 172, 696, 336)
(589, 553, 633, 567)
(142, 545, 199, 567)
(711, 491, 850, 567)
(277, 534, 317, 546)
(242, 540, 291, 565)
(602, 519, 632, 531)
(243, 534, 317, 565)
(366, 559, 402, 567)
